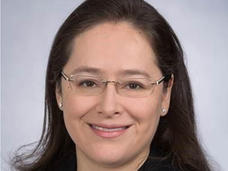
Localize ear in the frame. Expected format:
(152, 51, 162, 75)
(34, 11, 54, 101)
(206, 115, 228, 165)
(160, 74, 174, 116)
(55, 83, 63, 110)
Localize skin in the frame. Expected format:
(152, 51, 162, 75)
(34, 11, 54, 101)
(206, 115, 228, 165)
(56, 21, 173, 171)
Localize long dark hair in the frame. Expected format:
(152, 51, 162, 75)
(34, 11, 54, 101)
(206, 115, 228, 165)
(12, 0, 211, 170)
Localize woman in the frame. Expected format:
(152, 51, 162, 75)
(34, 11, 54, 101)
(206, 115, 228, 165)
(12, 0, 211, 170)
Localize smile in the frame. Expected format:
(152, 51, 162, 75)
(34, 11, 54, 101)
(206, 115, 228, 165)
(89, 124, 131, 138)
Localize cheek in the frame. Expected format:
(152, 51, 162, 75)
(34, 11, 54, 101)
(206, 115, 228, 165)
(60, 80, 97, 117)
(125, 96, 162, 121)
(123, 96, 162, 142)
(63, 95, 97, 118)
(62, 95, 97, 141)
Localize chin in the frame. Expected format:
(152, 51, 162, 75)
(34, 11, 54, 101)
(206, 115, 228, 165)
(84, 142, 134, 167)
(92, 151, 130, 167)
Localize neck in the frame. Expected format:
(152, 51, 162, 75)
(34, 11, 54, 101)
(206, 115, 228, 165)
(76, 148, 149, 171)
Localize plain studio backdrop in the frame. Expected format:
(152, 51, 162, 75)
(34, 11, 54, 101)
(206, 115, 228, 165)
(1, 0, 228, 170)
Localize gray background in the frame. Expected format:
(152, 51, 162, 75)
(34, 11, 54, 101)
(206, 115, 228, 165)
(1, 0, 228, 170)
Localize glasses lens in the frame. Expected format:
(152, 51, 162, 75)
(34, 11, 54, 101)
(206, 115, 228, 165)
(72, 76, 104, 96)
(117, 79, 153, 97)
(69, 76, 154, 97)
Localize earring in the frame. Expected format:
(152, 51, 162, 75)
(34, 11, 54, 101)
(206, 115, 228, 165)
(162, 108, 166, 113)
(59, 102, 63, 109)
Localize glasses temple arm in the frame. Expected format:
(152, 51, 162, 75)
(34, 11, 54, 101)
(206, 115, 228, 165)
(152, 74, 172, 85)
(61, 71, 70, 81)
(156, 76, 165, 84)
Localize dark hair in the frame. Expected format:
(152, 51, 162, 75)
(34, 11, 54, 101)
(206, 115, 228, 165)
(12, 0, 211, 170)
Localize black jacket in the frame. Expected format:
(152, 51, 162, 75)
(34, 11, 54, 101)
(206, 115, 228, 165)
(56, 154, 178, 171)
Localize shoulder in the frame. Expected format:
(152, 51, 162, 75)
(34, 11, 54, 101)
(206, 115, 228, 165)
(53, 154, 76, 171)
(138, 147, 180, 171)
(138, 156, 179, 171)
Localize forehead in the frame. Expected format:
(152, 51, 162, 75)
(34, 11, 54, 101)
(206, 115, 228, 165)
(64, 21, 161, 77)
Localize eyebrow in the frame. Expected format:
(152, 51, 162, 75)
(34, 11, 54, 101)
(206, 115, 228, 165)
(71, 66, 103, 76)
(70, 66, 151, 78)
(118, 69, 151, 78)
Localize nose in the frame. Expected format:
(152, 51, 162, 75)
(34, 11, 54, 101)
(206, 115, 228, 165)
(96, 82, 122, 117)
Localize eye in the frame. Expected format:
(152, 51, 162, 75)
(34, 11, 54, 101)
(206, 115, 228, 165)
(124, 81, 145, 90)
(78, 80, 97, 88)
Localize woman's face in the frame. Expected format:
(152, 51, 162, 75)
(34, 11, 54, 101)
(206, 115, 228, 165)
(56, 22, 172, 169)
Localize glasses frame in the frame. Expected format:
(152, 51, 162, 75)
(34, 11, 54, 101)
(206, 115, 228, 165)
(60, 71, 171, 97)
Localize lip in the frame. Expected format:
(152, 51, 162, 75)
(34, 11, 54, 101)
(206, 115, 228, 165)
(88, 123, 131, 138)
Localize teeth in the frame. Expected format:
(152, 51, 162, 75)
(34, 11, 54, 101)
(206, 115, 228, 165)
(91, 125, 126, 132)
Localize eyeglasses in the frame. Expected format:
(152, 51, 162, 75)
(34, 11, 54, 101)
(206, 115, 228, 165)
(61, 71, 171, 98)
